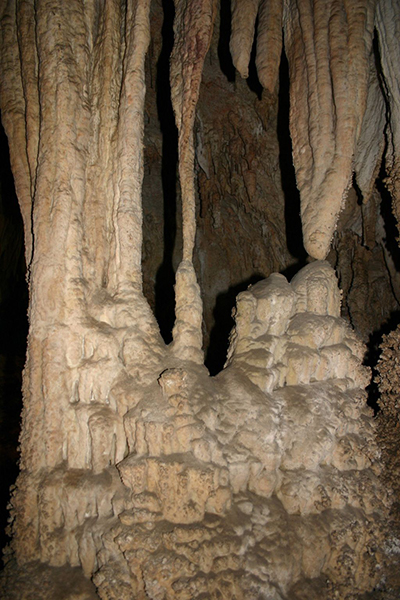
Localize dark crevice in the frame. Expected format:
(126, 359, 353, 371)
(205, 274, 263, 376)
(153, 0, 179, 345)
(372, 28, 400, 273)
(352, 174, 364, 207)
(377, 164, 400, 273)
(218, 0, 235, 82)
(277, 47, 307, 273)
(373, 29, 394, 170)
(246, 18, 263, 100)
(0, 119, 28, 552)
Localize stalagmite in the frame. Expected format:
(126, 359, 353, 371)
(0, 0, 397, 598)
(92, 262, 386, 598)
(170, 0, 218, 362)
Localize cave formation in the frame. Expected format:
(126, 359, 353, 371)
(0, 0, 400, 598)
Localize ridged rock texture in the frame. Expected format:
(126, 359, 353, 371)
(229, 0, 400, 259)
(0, 0, 398, 598)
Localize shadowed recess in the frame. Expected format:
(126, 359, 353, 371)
(154, 0, 179, 344)
(205, 274, 263, 376)
(0, 120, 28, 551)
(277, 48, 307, 276)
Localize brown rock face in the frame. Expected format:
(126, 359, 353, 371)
(0, 0, 398, 598)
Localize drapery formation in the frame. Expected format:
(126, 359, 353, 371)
(230, 0, 400, 259)
(0, 0, 397, 598)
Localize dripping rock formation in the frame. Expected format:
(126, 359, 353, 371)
(0, 0, 400, 598)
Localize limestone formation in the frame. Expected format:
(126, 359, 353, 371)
(256, 0, 283, 94)
(229, 0, 400, 260)
(170, 0, 218, 362)
(0, 1, 397, 599)
(1, 259, 388, 599)
(375, 0, 400, 228)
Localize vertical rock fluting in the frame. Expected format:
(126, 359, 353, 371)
(229, 0, 400, 260)
(0, 0, 164, 571)
(230, 0, 261, 79)
(169, 0, 218, 363)
(0, 1, 393, 598)
(0, 0, 37, 264)
(375, 0, 400, 229)
(230, 0, 283, 94)
(282, 0, 376, 259)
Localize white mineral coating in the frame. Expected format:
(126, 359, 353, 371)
(169, 0, 217, 362)
(283, 0, 376, 259)
(290, 261, 341, 317)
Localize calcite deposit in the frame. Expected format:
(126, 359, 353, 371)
(0, 0, 398, 598)
(228, 0, 400, 259)
(1, 261, 388, 599)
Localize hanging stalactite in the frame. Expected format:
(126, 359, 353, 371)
(228, 0, 400, 260)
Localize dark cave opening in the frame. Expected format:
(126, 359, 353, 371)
(205, 274, 263, 376)
(277, 48, 308, 280)
(152, 0, 178, 346)
(0, 120, 28, 552)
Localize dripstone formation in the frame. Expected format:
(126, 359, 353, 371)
(3, 262, 388, 599)
(0, 0, 399, 598)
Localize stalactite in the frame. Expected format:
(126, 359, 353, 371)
(0, 1, 396, 597)
(0, 0, 35, 264)
(170, 0, 218, 362)
(229, 0, 260, 79)
(256, 0, 283, 94)
(229, 0, 400, 259)
(283, 0, 376, 259)
(229, 0, 284, 94)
